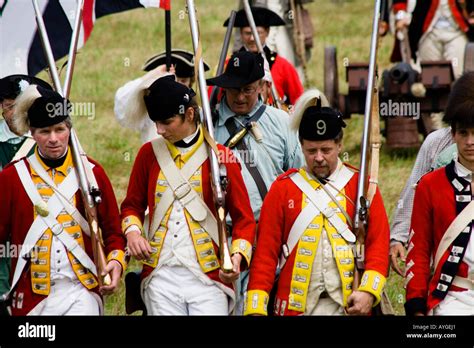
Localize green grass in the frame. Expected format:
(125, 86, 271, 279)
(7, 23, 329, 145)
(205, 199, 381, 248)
(35, 0, 414, 315)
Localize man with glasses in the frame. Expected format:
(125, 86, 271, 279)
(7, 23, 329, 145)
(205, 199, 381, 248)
(207, 50, 304, 313)
(224, 6, 304, 105)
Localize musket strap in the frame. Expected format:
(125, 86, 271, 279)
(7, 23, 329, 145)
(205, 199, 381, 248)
(367, 82, 381, 203)
(224, 105, 268, 200)
(11, 137, 35, 162)
(202, 126, 220, 158)
(223, 105, 266, 147)
(150, 137, 220, 245)
(9, 160, 97, 298)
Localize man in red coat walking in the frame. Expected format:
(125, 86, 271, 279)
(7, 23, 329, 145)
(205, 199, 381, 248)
(244, 90, 390, 316)
(393, 0, 473, 78)
(120, 75, 256, 315)
(0, 85, 127, 315)
(405, 72, 474, 316)
(224, 6, 304, 106)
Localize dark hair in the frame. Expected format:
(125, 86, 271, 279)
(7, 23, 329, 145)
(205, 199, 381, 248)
(176, 96, 200, 125)
(444, 72, 474, 132)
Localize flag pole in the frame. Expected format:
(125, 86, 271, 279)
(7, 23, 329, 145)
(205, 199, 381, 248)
(165, 2, 171, 71)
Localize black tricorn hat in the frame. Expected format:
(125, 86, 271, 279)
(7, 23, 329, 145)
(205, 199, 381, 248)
(223, 7, 285, 28)
(0, 74, 52, 102)
(142, 49, 210, 78)
(206, 51, 264, 89)
(144, 75, 196, 121)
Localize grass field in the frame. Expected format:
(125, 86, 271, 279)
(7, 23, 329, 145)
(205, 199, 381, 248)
(37, 0, 417, 315)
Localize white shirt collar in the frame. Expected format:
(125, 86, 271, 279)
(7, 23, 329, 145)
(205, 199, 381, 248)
(0, 119, 23, 142)
(455, 159, 473, 182)
(175, 126, 200, 154)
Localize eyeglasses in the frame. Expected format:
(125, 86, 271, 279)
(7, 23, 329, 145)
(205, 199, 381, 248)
(227, 86, 258, 96)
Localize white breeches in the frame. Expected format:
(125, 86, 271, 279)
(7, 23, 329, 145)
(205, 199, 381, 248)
(143, 265, 229, 315)
(418, 27, 468, 79)
(432, 290, 474, 315)
(33, 279, 101, 315)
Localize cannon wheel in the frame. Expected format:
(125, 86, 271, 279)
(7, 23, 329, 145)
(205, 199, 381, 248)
(324, 46, 339, 108)
(464, 42, 474, 73)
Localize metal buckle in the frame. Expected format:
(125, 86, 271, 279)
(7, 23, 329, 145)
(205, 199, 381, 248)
(50, 223, 64, 236)
(174, 182, 192, 200)
(323, 207, 336, 218)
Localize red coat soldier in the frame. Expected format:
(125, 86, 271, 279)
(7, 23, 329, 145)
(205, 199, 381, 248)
(244, 90, 390, 316)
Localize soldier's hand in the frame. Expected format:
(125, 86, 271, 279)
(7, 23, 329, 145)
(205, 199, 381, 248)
(99, 260, 122, 295)
(390, 241, 406, 276)
(219, 253, 242, 284)
(346, 290, 374, 315)
(126, 230, 152, 260)
(395, 18, 410, 31)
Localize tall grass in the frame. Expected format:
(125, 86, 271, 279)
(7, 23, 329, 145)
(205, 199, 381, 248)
(36, 0, 415, 315)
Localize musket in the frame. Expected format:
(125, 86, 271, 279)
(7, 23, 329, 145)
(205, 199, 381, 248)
(289, 0, 309, 87)
(186, 0, 233, 273)
(242, 0, 282, 109)
(352, 0, 382, 289)
(32, 0, 110, 286)
(209, 10, 236, 113)
(165, 4, 171, 71)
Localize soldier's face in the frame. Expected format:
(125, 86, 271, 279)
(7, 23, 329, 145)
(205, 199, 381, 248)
(225, 80, 262, 115)
(301, 139, 342, 179)
(176, 76, 192, 88)
(155, 107, 197, 143)
(453, 126, 474, 170)
(240, 27, 269, 52)
(31, 122, 70, 160)
(1, 98, 16, 130)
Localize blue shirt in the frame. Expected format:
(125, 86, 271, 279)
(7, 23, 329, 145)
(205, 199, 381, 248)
(215, 98, 304, 220)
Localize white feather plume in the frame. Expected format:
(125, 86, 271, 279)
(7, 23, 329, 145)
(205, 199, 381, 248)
(117, 67, 173, 131)
(11, 84, 41, 136)
(290, 88, 330, 131)
(18, 79, 31, 94)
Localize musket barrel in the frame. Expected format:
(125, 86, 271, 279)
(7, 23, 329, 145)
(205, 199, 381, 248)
(209, 10, 236, 109)
(187, 0, 224, 200)
(354, 0, 381, 230)
(242, 0, 282, 108)
(32, 0, 63, 95)
(217, 11, 236, 76)
(186, 0, 232, 272)
(63, 0, 84, 98)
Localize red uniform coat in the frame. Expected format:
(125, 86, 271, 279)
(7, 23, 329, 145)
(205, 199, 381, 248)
(0, 156, 125, 316)
(120, 141, 256, 288)
(392, 0, 473, 61)
(405, 166, 472, 315)
(247, 167, 390, 315)
(270, 54, 304, 106)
